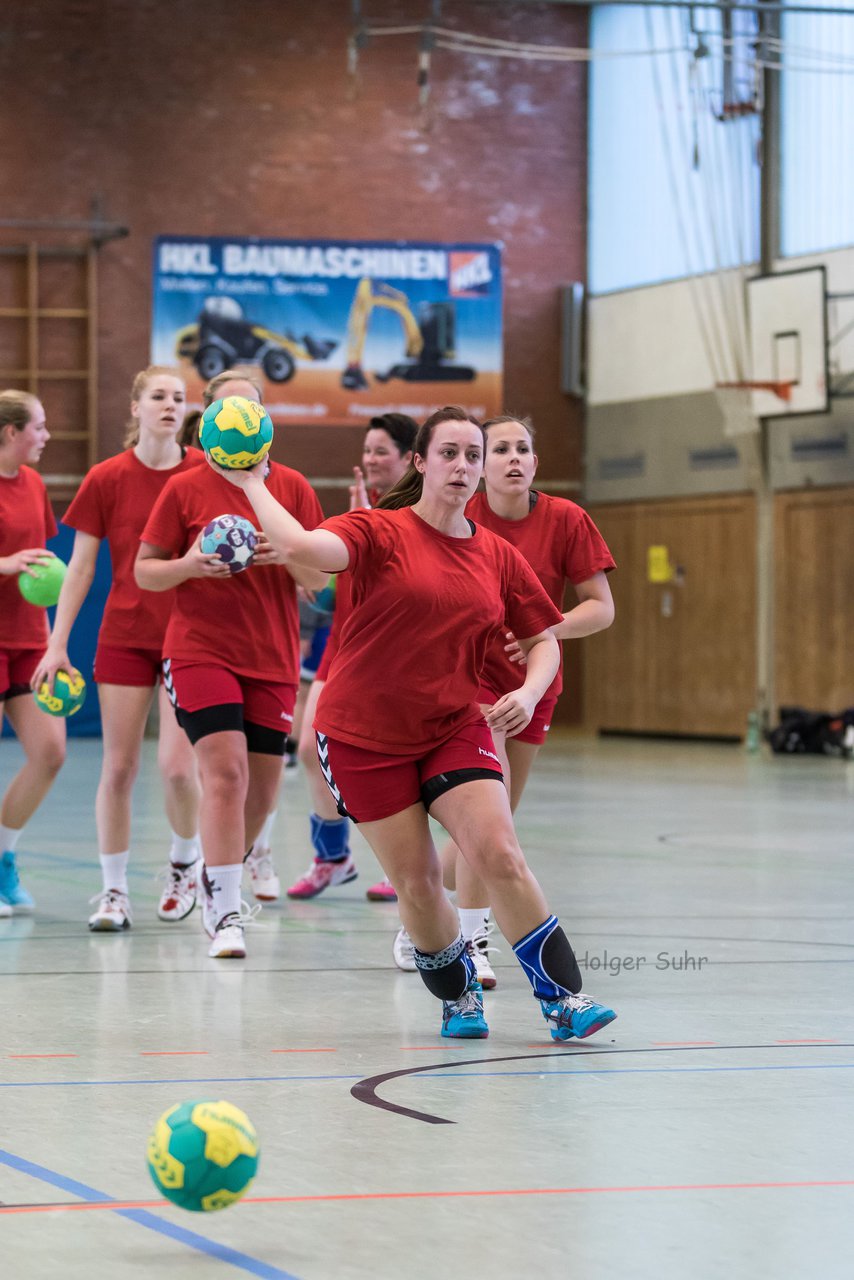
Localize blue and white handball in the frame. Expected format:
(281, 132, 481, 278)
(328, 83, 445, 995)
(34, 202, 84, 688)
(200, 514, 258, 574)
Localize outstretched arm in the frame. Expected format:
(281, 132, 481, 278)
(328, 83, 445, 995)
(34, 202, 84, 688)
(213, 464, 350, 574)
(553, 571, 614, 639)
(31, 530, 99, 692)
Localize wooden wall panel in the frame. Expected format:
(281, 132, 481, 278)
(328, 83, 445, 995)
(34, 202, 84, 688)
(584, 495, 756, 737)
(774, 487, 854, 711)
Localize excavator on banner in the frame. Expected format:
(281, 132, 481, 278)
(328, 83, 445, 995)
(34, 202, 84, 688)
(175, 296, 337, 384)
(341, 278, 476, 391)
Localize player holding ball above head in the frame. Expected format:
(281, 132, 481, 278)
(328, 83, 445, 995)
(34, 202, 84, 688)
(135, 380, 325, 960)
(286, 412, 416, 904)
(215, 405, 616, 1042)
(0, 390, 65, 914)
(33, 368, 204, 932)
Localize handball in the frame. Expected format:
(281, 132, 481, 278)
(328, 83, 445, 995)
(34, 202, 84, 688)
(34, 669, 86, 718)
(146, 1099, 259, 1213)
(200, 514, 258, 573)
(18, 555, 66, 607)
(200, 396, 273, 469)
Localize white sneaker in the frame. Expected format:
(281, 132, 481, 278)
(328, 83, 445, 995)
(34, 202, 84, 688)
(467, 924, 498, 990)
(157, 858, 202, 922)
(392, 926, 417, 972)
(245, 845, 280, 902)
(0, 900, 12, 919)
(88, 889, 132, 932)
(208, 913, 246, 959)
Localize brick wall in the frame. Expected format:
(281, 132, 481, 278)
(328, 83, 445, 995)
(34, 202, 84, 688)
(1, 0, 589, 717)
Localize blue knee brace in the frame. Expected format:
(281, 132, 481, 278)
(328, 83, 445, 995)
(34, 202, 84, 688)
(310, 813, 351, 863)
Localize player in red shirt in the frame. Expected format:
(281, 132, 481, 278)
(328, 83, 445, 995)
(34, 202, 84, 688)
(33, 368, 205, 931)
(135, 391, 326, 960)
(214, 405, 617, 1043)
(0, 390, 65, 914)
(399, 414, 616, 984)
(284, 413, 416, 903)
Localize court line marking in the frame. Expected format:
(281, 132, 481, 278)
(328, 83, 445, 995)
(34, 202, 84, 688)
(139, 1051, 209, 1057)
(0, 1148, 300, 1280)
(351, 1042, 854, 1124)
(2, 1178, 854, 1214)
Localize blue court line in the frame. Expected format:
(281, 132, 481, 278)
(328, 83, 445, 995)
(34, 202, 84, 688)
(0, 1062, 852, 1090)
(0, 1148, 300, 1280)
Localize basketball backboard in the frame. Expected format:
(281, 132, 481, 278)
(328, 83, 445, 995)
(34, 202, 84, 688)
(747, 266, 829, 418)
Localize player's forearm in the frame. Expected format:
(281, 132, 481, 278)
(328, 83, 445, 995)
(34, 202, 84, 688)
(135, 553, 189, 592)
(242, 478, 347, 572)
(518, 634, 560, 702)
(552, 597, 615, 641)
(49, 560, 95, 648)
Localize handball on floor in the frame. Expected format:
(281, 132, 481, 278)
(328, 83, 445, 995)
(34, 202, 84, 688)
(146, 1099, 259, 1212)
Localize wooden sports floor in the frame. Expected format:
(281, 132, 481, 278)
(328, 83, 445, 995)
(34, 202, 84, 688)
(1, 731, 852, 1279)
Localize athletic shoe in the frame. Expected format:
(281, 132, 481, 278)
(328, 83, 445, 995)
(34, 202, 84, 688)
(540, 992, 617, 1041)
(199, 866, 218, 939)
(208, 912, 246, 959)
(442, 980, 489, 1039)
(366, 877, 397, 902)
(88, 889, 132, 932)
(245, 845, 280, 902)
(0, 851, 35, 911)
(392, 926, 417, 972)
(467, 924, 498, 990)
(157, 858, 202, 922)
(0, 901, 11, 919)
(286, 856, 358, 899)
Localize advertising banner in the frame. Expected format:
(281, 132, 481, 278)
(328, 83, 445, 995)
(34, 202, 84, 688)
(151, 236, 503, 425)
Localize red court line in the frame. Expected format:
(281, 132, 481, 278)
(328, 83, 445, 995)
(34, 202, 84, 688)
(270, 1049, 337, 1054)
(139, 1051, 209, 1057)
(3, 1179, 854, 1215)
(7, 1055, 79, 1060)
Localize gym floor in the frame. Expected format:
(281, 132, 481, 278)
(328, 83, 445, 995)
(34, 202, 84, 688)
(1, 732, 852, 1279)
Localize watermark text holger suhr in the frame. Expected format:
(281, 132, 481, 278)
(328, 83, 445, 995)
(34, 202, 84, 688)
(577, 949, 709, 977)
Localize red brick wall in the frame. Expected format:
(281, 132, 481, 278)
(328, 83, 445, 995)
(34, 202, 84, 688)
(1, 0, 589, 717)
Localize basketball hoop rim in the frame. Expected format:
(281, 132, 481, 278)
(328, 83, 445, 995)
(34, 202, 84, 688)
(715, 380, 794, 404)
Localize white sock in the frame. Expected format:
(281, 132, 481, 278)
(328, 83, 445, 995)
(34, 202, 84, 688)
(0, 825, 22, 854)
(169, 832, 200, 866)
(204, 863, 243, 926)
(99, 851, 129, 894)
(258, 810, 277, 850)
(458, 907, 490, 942)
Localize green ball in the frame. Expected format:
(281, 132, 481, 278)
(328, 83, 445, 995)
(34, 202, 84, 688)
(34, 670, 86, 718)
(200, 396, 274, 470)
(18, 556, 66, 607)
(146, 1099, 259, 1213)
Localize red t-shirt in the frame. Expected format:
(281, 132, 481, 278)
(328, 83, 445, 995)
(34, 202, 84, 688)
(141, 461, 323, 682)
(314, 506, 563, 754)
(0, 466, 58, 649)
(465, 490, 615, 701)
(64, 448, 204, 650)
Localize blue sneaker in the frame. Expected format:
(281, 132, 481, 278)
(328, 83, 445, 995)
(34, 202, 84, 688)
(0, 851, 35, 912)
(540, 992, 616, 1041)
(441, 980, 489, 1039)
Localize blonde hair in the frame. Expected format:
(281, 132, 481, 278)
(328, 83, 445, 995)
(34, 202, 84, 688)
(203, 367, 264, 408)
(124, 366, 186, 447)
(0, 390, 40, 446)
(483, 413, 535, 442)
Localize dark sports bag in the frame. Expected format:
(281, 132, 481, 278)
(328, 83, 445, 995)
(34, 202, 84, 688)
(768, 706, 854, 757)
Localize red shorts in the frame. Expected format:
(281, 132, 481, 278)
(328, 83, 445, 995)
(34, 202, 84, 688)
(0, 648, 40, 700)
(477, 686, 558, 748)
(164, 660, 297, 734)
(94, 642, 163, 687)
(317, 720, 503, 823)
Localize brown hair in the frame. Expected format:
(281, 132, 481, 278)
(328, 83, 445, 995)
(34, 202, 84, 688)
(483, 413, 535, 442)
(0, 390, 40, 446)
(366, 412, 417, 457)
(202, 367, 264, 408)
(124, 366, 186, 448)
(377, 405, 483, 510)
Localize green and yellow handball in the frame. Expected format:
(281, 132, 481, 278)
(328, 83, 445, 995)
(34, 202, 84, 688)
(146, 1099, 259, 1213)
(34, 669, 86, 718)
(200, 395, 274, 469)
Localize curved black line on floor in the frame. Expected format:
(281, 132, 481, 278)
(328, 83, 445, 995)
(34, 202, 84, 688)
(351, 1041, 854, 1125)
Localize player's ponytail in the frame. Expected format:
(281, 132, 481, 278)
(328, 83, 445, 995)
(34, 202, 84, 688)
(376, 405, 482, 510)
